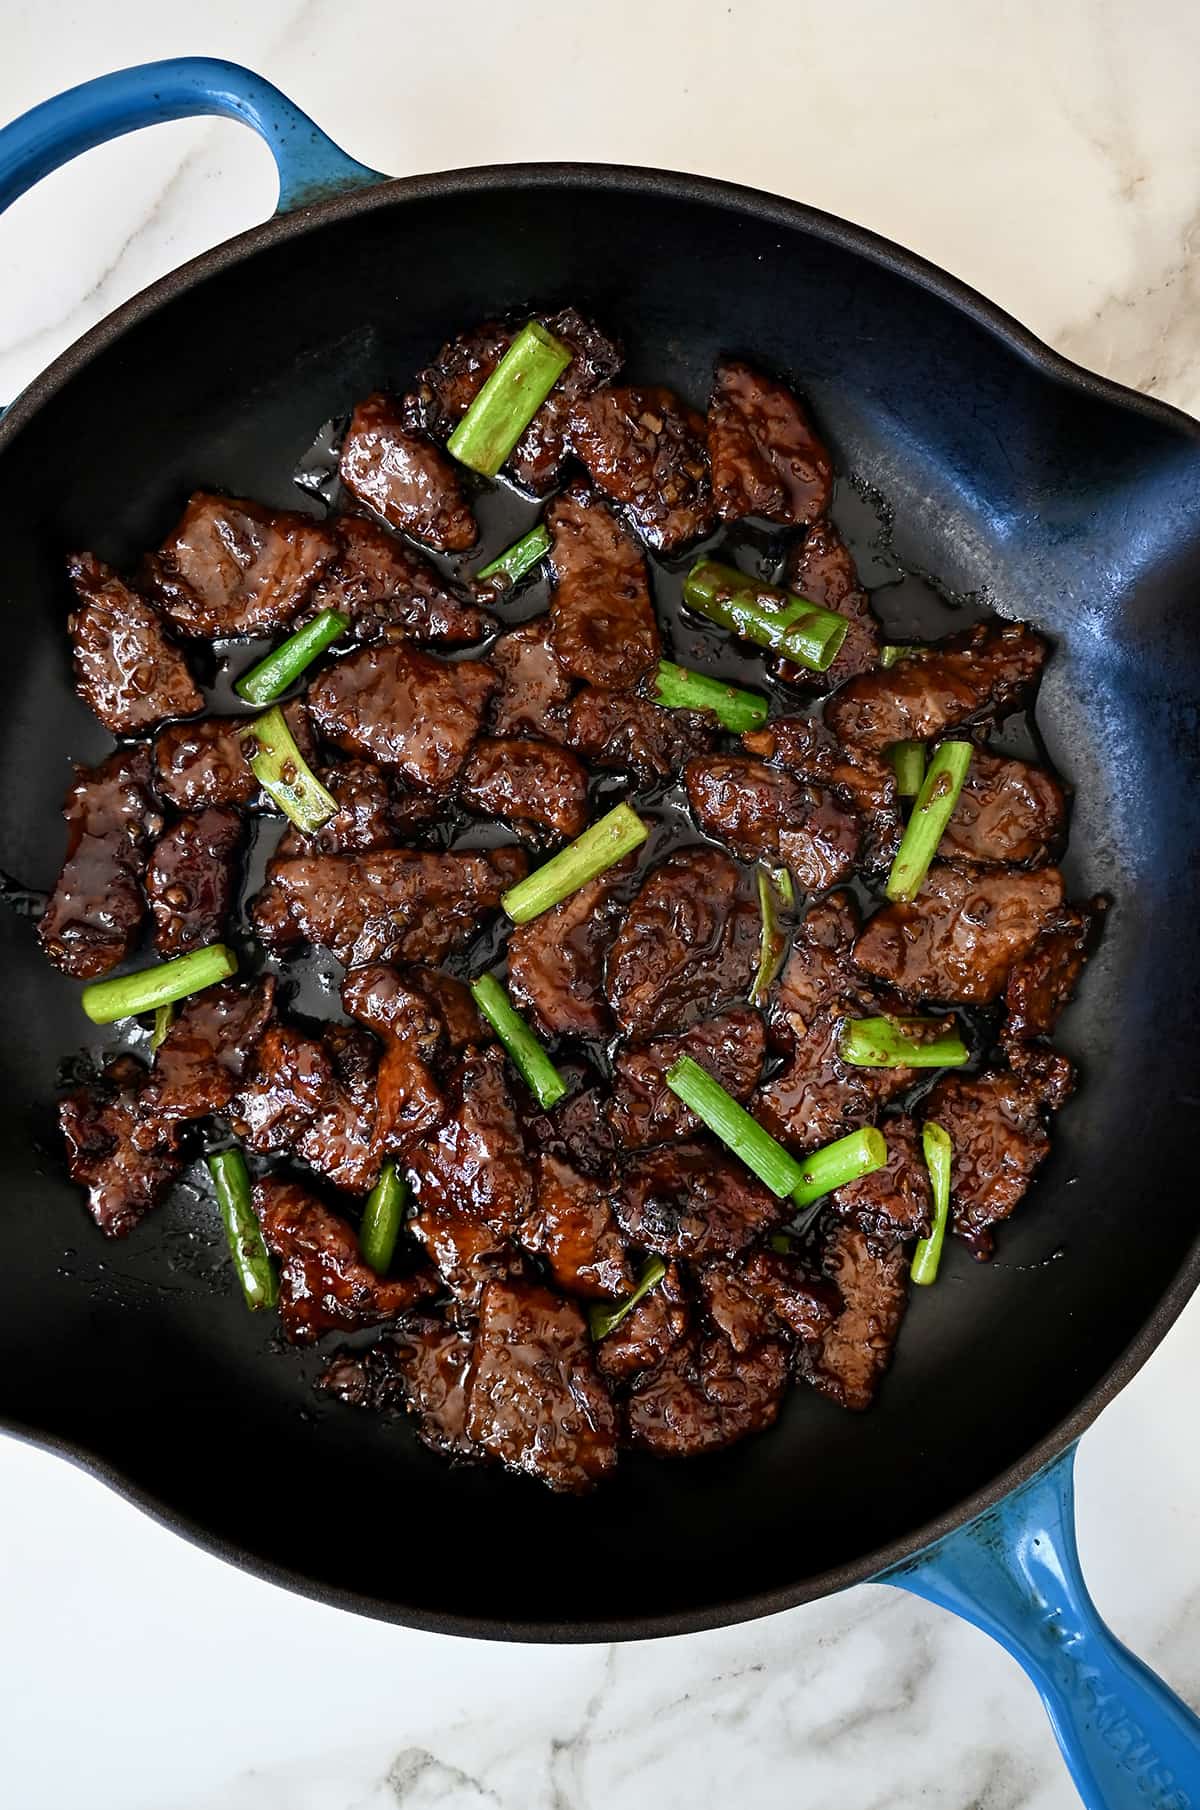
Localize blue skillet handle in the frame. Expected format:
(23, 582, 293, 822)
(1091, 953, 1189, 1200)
(0, 55, 385, 219)
(883, 1446, 1200, 1809)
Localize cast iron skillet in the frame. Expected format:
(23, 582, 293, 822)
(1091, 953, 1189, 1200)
(1, 60, 1198, 1806)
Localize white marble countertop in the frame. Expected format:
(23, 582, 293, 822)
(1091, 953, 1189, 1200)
(2, 4, 1199, 1807)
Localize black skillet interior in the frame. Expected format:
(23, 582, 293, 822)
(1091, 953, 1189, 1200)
(1, 172, 1199, 1638)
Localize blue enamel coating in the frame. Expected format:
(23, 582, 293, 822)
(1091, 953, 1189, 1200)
(0, 56, 384, 218)
(885, 1447, 1200, 1808)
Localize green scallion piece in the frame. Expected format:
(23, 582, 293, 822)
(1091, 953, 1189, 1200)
(880, 644, 920, 668)
(502, 802, 647, 924)
(681, 558, 849, 673)
(469, 973, 567, 1109)
(246, 703, 338, 835)
(448, 321, 573, 477)
(750, 865, 790, 1005)
(234, 609, 349, 706)
(150, 1002, 176, 1052)
(665, 1055, 805, 1197)
(885, 740, 973, 902)
(207, 1148, 277, 1311)
(360, 1162, 408, 1276)
(476, 523, 551, 587)
(892, 739, 926, 797)
(82, 943, 238, 1026)
(589, 1257, 667, 1342)
(839, 1015, 968, 1069)
(791, 1126, 888, 1208)
(652, 660, 769, 733)
(912, 1121, 953, 1285)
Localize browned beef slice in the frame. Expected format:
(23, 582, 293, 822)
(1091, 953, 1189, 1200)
(254, 1177, 436, 1344)
(66, 552, 203, 733)
(488, 621, 573, 741)
(252, 845, 526, 967)
(853, 865, 1065, 1005)
(546, 486, 660, 687)
(152, 701, 314, 812)
(700, 1250, 839, 1354)
(459, 737, 589, 841)
(776, 519, 881, 691)
(275, 761, 400, 859)
(520, 1154, 634, 1299)
(625, 1332, 789, 1456)
(507, 861, 631, 1038)
(1003, 898, 1106, 1043)
(595, 1262, 690, 1382)
(38, 746, 162, 979)
(707, 359, 833, 526)
(321, 1320, 480, 1458)
(568, 386, 715, 551)
(825, 620, 1048, 751)
(926, 1061, 1074, 1259)
(144, 807, 242, 956)
(144, 492, 337, 637)
(831, 1114, 932, 1243)
(342, 962, 444, 1048)
(606, 848, 760, 1036)
(524, 1085, 621, 1181)
(615, 1144, 783, 1259)
(684, 754, 860, 885)
(565, 686, 717, 783)
(404, 966, 490, 1053)
(802, 1227, 909, 1411)
(465, 1278, 618, 1492)
(143, 978, 275, 1121)
(408, 1047, 531, 1235)
(409, 1201, 515, 1308)
(940, 751, 1067, 867)
(306, 514, 487, 644)
(307, 644, 496, 789)
(743, 715, 903, 871)
(296, 1022, 383, 1192)
(342, 964, 445, 1156)
(59, 1055, 183, 1237)
(339, 393, 476, 552)
(231, 1022, 334, 1152)
(611, 1010, 766, 1148)
(402, 307, 623, 494)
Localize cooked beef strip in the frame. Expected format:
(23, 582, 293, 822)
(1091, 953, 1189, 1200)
(565, 686, 717, 783)
(568, 386, 715, 551)
(407, 1047, 532, 1235)
(152, 701, 314, 812)
(1003, 1041, 1077, 1109)
(925, 1059, 1074, 1259)
(611, 1010, 766, 1149)
(295, 1021, 385, 1192)
(404, 965, 490, 1054)
(410, 1202, 516, 1310)
(402, 307, 623, 494)
(742, 715, 903, 872)
(775, 519, 882, 692)
(66, 552, 203, 733)
(144, 807, 242, 956)
(802, 1227, 909, 1411)
(342, 962, 445, 1049)
(615, 1143, 783, 1259)
(38, 746, 162, 980)
(595, 1262, 690, 1382)
(339, 393, 476, 552)
(320, 1319, 480, 1458)
(59, 1055, 183, 1238)
(684, 754, 860, 886)
(520, 1154, 634, 1299)
(254, 1176, 437, 1343)
(142, 978, 275, 1121)
(465, 1277, 618, 1492)
(606, 848, 760, 1036)
(940, 751, 1067, 868)
(307, 644, 497, 789)
(274, 761, 400, 859)
(700, 1250, 839, 1355)
(305, 513, 487, 644)
(831, 1113, 932, 1244)
(488, 620, 573, 742)
(825, 620, 1048, 751)
(1003, 898, 1106, 1043)
(524, 1084, 621, 1181)
(144, 492, 337, 637)
(853, 865, 1065, 1005)
(342, 964, 446, 1157)
(546, 486, 660, 688)
(625, 1331, 789, 1457)
(507, 860, 632, 1038)
(459, 737, 589, 842)
(230, 1022, 334, 1153)
(252, 845, 526, 967)
(707, 359, 832, 526)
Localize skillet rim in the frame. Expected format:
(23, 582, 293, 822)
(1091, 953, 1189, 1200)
(2, 160, 1198, 1641)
